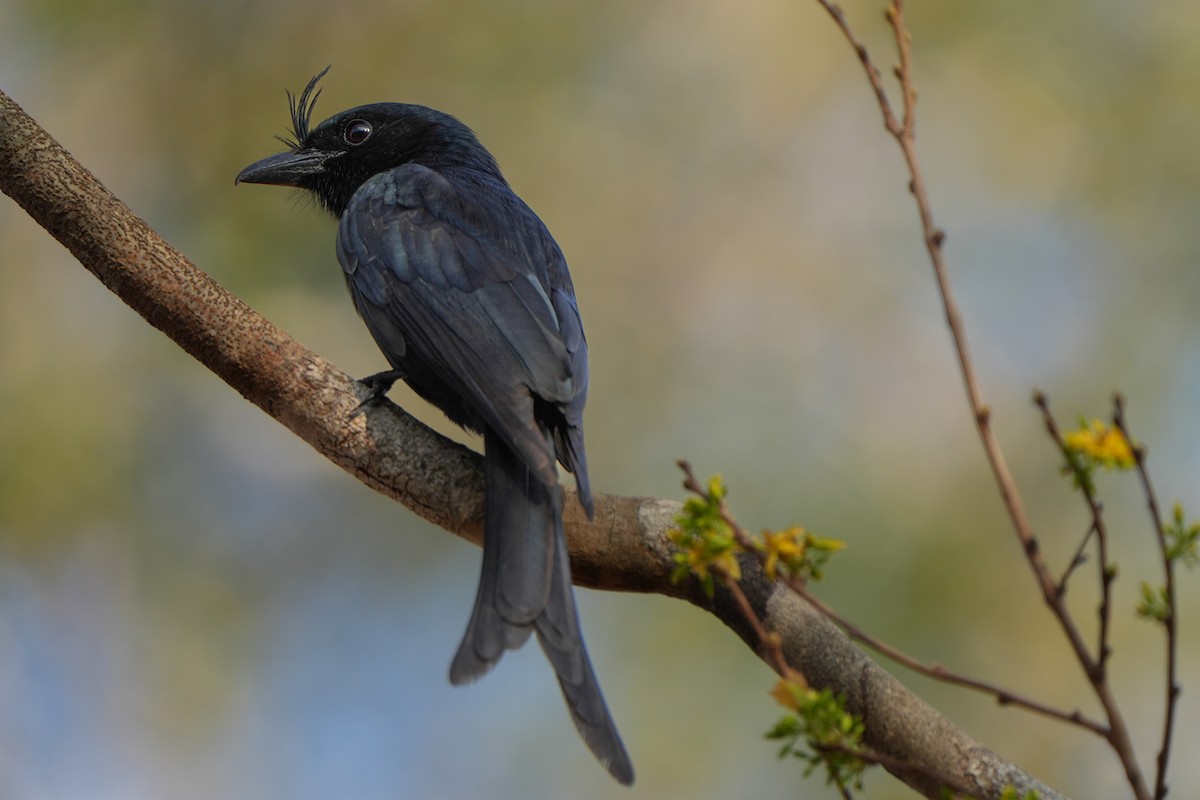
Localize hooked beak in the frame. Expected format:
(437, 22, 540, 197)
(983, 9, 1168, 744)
(235, 149, 340, 187)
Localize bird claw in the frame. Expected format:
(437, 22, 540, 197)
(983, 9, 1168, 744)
(351, 369, 406, 416)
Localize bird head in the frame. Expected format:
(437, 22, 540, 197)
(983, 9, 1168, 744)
(236, 67, 500, 216)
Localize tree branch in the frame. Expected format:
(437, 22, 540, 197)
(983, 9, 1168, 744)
(0, 88, 1062, 800)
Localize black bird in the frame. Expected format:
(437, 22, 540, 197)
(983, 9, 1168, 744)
(235, 69, 633, 784)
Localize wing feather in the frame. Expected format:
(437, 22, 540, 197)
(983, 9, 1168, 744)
(336, 164, 585, 485)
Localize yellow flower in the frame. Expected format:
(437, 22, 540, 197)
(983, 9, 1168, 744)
(762, 526, 807, 581)
(1063, 419, 1135, 470)
(673, 532, 741, 582)
(713, 548, 742, 581)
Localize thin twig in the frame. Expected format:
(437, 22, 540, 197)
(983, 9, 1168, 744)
(813, 5, 1152, 797)
(813, 0, 903, 135)
(1056, 519, 1097, 590)
(722, 571, 794, 679)
(1034, 391, 1116, 674)
(788, 559, 1102, 731)
(1056, 519, 1098, 590)
(1112, 396, 1179, 800)
(819, 0, 1053, 609)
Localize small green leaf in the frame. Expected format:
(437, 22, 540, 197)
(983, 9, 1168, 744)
(765, 686, 868, 789)
(1135, 581, 1169, 622)
(1163, 503, 1200, 567)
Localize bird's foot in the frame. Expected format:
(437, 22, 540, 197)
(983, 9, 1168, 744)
(352, 369, 406, 416)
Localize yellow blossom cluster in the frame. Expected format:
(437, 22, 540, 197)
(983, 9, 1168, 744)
(1062, 419, 1135, 470)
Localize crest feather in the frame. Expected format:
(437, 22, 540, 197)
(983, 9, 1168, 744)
(279, 66, 330, 149)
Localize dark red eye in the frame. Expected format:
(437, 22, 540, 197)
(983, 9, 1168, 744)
(344, 120, 372, 145)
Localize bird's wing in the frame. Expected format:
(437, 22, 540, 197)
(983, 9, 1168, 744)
(336, 164, 584, 486)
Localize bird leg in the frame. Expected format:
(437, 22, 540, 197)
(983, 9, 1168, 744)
(352, 368, 406, 414)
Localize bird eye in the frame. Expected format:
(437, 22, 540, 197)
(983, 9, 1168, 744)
(344, 120, 372, 145)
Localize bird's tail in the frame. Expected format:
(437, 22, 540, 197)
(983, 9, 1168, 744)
(449, 430, 634, 785)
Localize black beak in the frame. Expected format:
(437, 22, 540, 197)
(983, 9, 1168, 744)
(235, 149, 339, 186)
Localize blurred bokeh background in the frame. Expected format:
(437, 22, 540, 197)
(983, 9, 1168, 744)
(2, 0, 1199, 797)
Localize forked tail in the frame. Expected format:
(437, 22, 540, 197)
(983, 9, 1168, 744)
(449, 430, 633, 784)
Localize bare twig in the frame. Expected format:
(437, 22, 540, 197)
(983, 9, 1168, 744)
(818, 0, 1051, 615)
(1055, 518, 1098, 591)
(813, 5, 1152, 797)
(1034, 391, 1117, 674)
(1055, 519, 1099, 591)
(1112, 396, 1179, 800)
(722, 571, 794, 679)
(814, 1, 902, 133)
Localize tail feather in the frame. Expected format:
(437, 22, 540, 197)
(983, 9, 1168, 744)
(449, 431, 547, 684)
(449, 429, 633, 784)
(535, 519, 633, 784)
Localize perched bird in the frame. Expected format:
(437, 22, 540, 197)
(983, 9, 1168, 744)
(235, 68, 633, 784)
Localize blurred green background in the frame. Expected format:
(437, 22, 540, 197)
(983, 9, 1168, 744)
(2, 1, 1198, 797)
